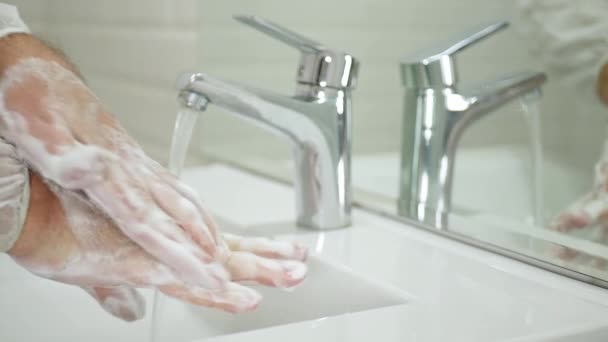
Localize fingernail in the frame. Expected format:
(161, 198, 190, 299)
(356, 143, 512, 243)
(220, 284, 263, 313)
(277, 260, 307, 289)
(284, 261, 307, 280)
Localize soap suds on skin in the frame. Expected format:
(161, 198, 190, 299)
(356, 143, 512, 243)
(223, 233, 308, 261)
(1, 57, 308, 318)
(226, 251, 308, 289)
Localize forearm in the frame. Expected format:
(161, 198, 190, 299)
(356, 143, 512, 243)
(0, 33, 82, 79)
(0, 5, 82, 254)
(7, 171, 73, 262)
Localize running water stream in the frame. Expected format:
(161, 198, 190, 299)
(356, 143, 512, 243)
(519, 90, 544, 228)
(150, 106, 201, 342)
(168, 107, 201, 174)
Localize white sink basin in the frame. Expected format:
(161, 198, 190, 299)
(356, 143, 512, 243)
(0, 237, 406, 342)
(151, 256, 408, 341)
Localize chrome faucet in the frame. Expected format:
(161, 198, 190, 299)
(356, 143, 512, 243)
(176, 15, 358, 230)
(397, 21, 547, 229)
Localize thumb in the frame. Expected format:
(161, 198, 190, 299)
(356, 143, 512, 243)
(82, 285, 146, 322)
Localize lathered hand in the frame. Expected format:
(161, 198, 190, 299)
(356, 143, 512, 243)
(550, 141, 608, 264)
(0, 37, 307, 320)
(9, 173, 307, 320)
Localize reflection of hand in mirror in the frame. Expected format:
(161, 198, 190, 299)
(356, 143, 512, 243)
(549, 64, 608, 262)
(517, 0, 608, 263)
(550, 145, 608, 263)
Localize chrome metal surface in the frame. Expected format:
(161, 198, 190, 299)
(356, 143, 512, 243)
(398, 21, 547, 229)
(400, 21, 508, 89)
(175, 16, 357, 230)
(178, 90, 209, 111)
(234, 15, 358, 89)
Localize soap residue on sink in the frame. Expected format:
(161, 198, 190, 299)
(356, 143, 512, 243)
(519, 90, 545, 228)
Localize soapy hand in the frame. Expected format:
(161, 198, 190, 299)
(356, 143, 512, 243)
(0, 55, 308, 319)
(9, 172, 307, 321)
(0, 57, 233, 289)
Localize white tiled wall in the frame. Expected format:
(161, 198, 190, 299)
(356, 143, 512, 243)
(6, 0, 606, 182)
(5, 0, 202, 164)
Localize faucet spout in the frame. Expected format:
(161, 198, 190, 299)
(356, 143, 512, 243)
(448, 71, 547, 156)
(173, 15, 358, 230)
(398, 71, 547, 229)
(177, 72, 353, 230)
(463, 72, 546, 128)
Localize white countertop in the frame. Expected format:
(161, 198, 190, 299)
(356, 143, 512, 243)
(180, 165, 608, 342)
(2, 164, 608, 342)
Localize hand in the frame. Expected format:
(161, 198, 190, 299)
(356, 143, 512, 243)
(549, 60, 608, 262)
(9, 173, 308, 321)
(0, 53, 249, 290)
(0, 56, 231, 288)
(0, 35, 308, 319)
(549, 142, 608, 265)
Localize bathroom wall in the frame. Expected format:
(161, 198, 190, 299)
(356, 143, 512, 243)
(6, 0, 202, 164)
(7, 1, 605, 202)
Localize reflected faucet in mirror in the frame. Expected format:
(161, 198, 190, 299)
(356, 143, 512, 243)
(398, 21, 547, 229)
(175, 15, 358, 230)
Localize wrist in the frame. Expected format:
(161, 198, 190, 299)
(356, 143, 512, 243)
(8, 172, 76, 269)
(8, 172, 52, 257)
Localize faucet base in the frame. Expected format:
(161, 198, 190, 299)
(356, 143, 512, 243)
(397, 199, 448, 230)
(296, 216, 352, 231)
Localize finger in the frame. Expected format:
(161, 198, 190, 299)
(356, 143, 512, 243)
(86, 173, 229, 290)
(159, 282, 262, 314)
(122, 219, 229, 289)
(223, 233, 308, 261)
(81, 286, 146, 322)
(162, 171, 219, 243)
(225, 251, 307, 289)
(591, 257, 608, 270)
(556, 192, 608, 232)
(551, 244, 580, 260)
(551, 211, 593, 233)
(149, 180, 217, 257)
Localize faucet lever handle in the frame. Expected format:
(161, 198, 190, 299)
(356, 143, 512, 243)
(234, 15, 325, 54)
(400, 21, 508, 88)
(233, 15, 358, 89)
(402, 21, 508, 64)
